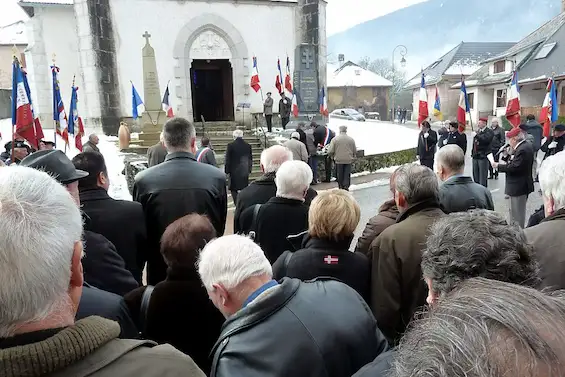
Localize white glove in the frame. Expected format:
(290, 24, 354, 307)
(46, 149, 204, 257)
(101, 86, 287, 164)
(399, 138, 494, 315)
(443, 139, 448, 145)
(424, 132, 429, 138)
(549, 141, 558, 149)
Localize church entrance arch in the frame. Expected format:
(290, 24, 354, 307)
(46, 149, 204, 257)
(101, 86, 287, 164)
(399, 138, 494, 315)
(173, 14, 250, 122)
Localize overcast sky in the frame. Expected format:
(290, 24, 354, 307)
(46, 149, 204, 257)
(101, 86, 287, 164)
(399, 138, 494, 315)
(1, 0, 427, 32)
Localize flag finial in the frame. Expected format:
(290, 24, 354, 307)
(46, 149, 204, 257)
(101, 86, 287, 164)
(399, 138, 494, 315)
(52, 53, 56, 65)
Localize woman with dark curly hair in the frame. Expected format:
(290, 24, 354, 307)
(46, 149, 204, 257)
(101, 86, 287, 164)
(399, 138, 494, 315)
(422, 209, 540, 307)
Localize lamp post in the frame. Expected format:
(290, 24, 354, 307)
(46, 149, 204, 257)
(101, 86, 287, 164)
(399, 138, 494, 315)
(391, 45, 407, 122)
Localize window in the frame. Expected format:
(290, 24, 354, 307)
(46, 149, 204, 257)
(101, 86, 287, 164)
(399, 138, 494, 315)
(496, 89, 507, 108)
(493, 61, 506, 74)
(467, 92, 475, 109)
(534, 42, 557, 60)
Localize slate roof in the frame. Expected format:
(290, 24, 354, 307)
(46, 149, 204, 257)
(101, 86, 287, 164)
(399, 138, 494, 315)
(405, 42, 516, 89)
(328, 61, 393, 88)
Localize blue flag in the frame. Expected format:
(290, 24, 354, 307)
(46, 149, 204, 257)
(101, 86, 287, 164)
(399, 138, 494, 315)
(68, 85, 78, 136)
(132, 83, 144, 119)
(550, 79, 558, 122)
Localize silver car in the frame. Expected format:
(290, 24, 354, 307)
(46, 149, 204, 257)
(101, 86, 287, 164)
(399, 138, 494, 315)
(330, 108, 366, 121)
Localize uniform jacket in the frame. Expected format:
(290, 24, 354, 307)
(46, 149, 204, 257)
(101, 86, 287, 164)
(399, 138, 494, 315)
(196, 146, 218, 167)
(472, 127, 494, 159)
(314, 125, 335, 147)
(124, 266, 225, 375)
(498, 140, 534, 197)
(210, 278, 389, 377)
(439, 175, 495, 213)
(445, 131, 467, 154)
(83, 141, 100, 153)
(225, 138, 252, 191)
(147, 142, 167, 167)
(490, 126, 506, 152)
(80, 187, 147, 284)
(524, 209, 565, 291)
(279, 97, 291, 118)
(541, 134, 565, 160)
(234, 172, 317, 233)
(328, 133, 357, 164)
(417, 129, 438, 160)
(0, 317, 206, 377)
(264, 97, 274, 115)
(274, 233, 370, 301)
(82, 229, 139, 296)
(133, 152, 227, 284)
(355, 200, 399, 255)
(241, 197, 309, 263)
(78, 284, 138, 339)
(369, 199, 445, 344)
(522, 120, 543, 151)
(283, 138, 309, 162)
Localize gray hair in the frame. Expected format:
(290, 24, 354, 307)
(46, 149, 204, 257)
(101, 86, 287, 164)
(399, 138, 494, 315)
(88, 133, 97, 142)
(539, 151, 565, 210)
(197, 234, 272, 292)
(275, 160, 312, 200)
(339, 125, 347, 133)
(422, 210, 540, 297)
(163, 117, 196, 151)
(260, 145, 293, 173)
(392, 278, 565, 377)
(233, 129, 244, 139)
(0, 167, 83, 337)
(436, 144, 465, 174)
(291, 132, 300, 140)
(394, 164, 439, 205)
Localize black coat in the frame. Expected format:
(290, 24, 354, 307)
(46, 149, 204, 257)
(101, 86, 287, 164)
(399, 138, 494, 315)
(439, 175, 495, 214)
(445, 131, 467, 154)
(522, 120, 544, 151)
(314, 125, 335, 147)
(417, 129, 438, 160)
(296, 128, 308, 146)
(498, 141, 535, 197)
(133, 152, 227, 284)
(241, 197, 309, 263)
(541, 134, 565, 160)
(472, 127, 494, 159)
(352, 350, 395, 377)
(225, 138, 252, 191)
(490, 126, 506, 152)
(82, 230, 139, 296)
(80, 187, 147, 284)
(210, 278, 389, 377)
(234, 173, 317, 233)
(273, 234, 371, 302)
(77, 284, 138, 339)
(124, 267, 224, 375)
(279, 97, 292, 118)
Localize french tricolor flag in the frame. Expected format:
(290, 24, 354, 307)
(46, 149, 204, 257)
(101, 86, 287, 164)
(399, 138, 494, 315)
(319, 87, 328, 117)
(250, 56, 261, 93)
(162, 84, 174, 117)
(292, 90, 299, 117)
(12, 58, 37, 149)
(539, 77, 557, 138)
(505, 71, 521, 128)
(417, 72, 429, 127)
(457, 76, 470, 132)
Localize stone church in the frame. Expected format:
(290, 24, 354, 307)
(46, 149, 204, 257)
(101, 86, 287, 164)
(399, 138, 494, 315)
(18, 0, 327, 135)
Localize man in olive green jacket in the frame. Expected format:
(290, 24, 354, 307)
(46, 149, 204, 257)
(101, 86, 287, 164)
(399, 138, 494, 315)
(0, 166, 204, 377)
(328, 125, 357, 190)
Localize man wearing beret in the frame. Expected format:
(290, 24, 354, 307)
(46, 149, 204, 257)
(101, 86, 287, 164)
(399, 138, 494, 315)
(472, 118, 494, 187)
(541, 124, 565, 161)
(492, 126, 534, 228)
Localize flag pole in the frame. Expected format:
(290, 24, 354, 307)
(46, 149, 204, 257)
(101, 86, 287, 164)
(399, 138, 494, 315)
(254, 55, 265, 102)
(11, 48, 18, 163)
(52, 54, 58, 148)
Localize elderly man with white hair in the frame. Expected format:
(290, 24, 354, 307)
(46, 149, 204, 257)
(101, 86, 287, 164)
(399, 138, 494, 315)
(525, 151, 565, 291)
(198, 234, 388, 377)
(240, 160, 312, 263)
(225, 128, 253, 205)
(234, 145, 318, 233)
(283, 132, 308, 162)
(0, 167, 205, 377)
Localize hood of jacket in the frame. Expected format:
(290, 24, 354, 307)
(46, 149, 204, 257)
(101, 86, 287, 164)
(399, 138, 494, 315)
(378, 199, 399, 220)
(541, 208, 565, 224)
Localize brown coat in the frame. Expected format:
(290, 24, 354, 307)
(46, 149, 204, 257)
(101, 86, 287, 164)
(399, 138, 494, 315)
(147, 142, 168, 167)
(369, 200, 444, 344)
(355, 200, 399, 255)
(524, 209, 565, 291)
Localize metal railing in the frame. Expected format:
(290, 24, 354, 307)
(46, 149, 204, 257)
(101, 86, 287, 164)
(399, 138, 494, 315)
(200, 115, 207, 136)
(253, 114, 268, 149)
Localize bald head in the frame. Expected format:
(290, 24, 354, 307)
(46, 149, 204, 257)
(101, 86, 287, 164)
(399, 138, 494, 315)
(260, 145, 293, 174)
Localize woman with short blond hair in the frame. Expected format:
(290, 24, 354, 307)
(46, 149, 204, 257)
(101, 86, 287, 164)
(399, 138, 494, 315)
(273, 189, 370, 301)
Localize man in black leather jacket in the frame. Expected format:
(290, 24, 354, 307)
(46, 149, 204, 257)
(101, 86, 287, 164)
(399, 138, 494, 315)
(471, 118, 494, 187)
(198, 235, 388, 377)
(134, 117, 227, 285)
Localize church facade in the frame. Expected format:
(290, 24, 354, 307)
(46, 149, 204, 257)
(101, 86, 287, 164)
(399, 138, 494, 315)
(19, 0, 327, 135)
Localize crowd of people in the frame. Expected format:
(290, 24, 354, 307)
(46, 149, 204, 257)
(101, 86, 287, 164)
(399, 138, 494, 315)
(2, 115, 565, 376)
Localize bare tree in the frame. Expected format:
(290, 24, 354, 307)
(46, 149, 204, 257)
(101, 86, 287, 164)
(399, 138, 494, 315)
(358, 57, 407, 96)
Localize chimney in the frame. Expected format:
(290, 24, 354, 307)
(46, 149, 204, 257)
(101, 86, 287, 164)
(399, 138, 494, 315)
(338, 54, 345, 66)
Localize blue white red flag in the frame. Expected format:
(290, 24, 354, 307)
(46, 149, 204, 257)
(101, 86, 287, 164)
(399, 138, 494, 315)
(284, 56, 293, 96)
(275, 58, 283, 94)
(162, 84, 174, 117)
(51, 64, 69, 145)
(319, 87, 328, 117)
(12, 58, 38, 149)
(69, 84, 84, 151)
(539, 78, 558, 138)
(250, 56, 261, 93)
(132, 82, 144, 119)
(505, 71, 521, 128)
(457, 76, 470, 132)
(418, 72, 429, 127)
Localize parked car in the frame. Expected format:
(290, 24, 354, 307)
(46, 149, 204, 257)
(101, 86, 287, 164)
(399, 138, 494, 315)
(330, 108, 366, 121)
(365, 112, 380, 120)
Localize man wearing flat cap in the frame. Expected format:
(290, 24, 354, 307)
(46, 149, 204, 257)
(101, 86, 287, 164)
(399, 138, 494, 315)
(541, 124, 565, 161)
(492, 126, 534, 228)
(20, 150, 139, 295)
(472, 117, 494, 187)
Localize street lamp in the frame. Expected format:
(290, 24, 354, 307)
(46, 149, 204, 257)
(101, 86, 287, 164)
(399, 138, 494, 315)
(391, 45, 407, 122)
